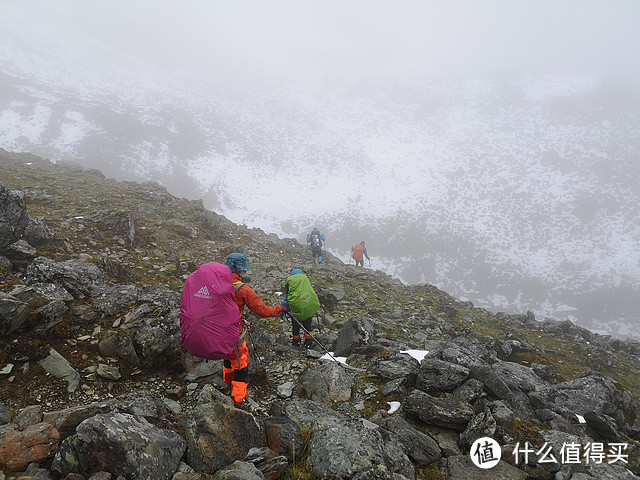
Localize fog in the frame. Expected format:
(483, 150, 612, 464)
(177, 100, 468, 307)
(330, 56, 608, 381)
(1, 1, 639, 338)
(5, 1, 640, 83)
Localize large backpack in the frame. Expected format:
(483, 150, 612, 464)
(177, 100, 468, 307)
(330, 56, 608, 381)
(351, 244, 364, 262)
(284, 273, 320, 321)
(179, 262, 241, 360)
(310, 233, 321, 250)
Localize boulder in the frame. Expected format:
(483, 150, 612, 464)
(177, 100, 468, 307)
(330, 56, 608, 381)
(0, 292, 30, 335)
(38, 348, 81, 393)
(459, 408, 497, 449)
(300, 362, 353, 405)
(281, 399, 414, 480)
(403, 391, 474, 432)
(374, 415, 441, 466)
(0, 186, 29, 251)
(446, 455, 527, 480)
(186, 402, 266, 473)
(212, 460, 265, 480)
(333, 315, 375, 357)
(98, 331, 140, 365)
(261, 416, 304, 461)
(416, 358, 470, 393)
(372, 353, 420, 386)
(42, 402, 115, 440)
(23, 217, 54, 246)
(0, 422, 60, 472)
(51, 413, 186, 480)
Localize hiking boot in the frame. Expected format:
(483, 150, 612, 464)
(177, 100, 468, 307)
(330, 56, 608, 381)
(292, 337, 301, 347)
(304, 338, 314, 349)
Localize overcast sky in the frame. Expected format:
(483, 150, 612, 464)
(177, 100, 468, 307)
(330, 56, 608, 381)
(5, 0, 640, 83)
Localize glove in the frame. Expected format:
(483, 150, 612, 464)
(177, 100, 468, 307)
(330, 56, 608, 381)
(280, 302, 289, 315)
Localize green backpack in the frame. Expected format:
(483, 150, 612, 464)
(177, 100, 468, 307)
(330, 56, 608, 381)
(284, 273, 320, 321)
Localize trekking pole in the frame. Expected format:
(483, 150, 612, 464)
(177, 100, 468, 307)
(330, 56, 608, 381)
(245, 324, 266, 373)
(285, 311, 362, 373)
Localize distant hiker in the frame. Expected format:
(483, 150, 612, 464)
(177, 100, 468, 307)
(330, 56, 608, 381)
(306, 227, 326, 264)
(351, 241, 370, 267)
(282, 268, 320, 348)
(223, 252, 284, 404)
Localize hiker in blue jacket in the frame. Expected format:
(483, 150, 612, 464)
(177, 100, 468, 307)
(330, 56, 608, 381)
(306, 227, 326, 264)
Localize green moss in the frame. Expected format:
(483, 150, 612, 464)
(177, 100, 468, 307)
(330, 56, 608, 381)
(280, 427, 321, 480)
(506, 418, 544, 445)
(416, 462, 445, 480)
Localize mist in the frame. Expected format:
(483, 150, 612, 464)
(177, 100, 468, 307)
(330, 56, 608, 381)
(4, 1, 640, 84)
(1, 1, 639, 338)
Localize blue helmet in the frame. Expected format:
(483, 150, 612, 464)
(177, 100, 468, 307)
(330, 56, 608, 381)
(291, 268, 303, 276)
(225, 253, 251, 273)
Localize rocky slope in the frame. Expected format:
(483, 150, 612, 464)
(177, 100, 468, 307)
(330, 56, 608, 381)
(1, 150, 639, 480)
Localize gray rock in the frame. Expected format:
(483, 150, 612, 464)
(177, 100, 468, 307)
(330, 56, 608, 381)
(23, 217, 54, 246)
(403, 391, 474, 432)
(334, 315, 375, 357)
(42, 401, 116, 440)
(276, 381, 295, 399)
(372, 353, 420, 386)
(490, 400, 515, 429)
(454, 378, 485, 403)
(0, 186, 29, 250)
(459, 408, 497, 449)
(469, 365, 513, 401)
(556, 374, 637, 426)
(261, 416, 304, 461)
(243, 447, 288, 480)
(39, 348, 81, 393)
(21, 463, 55, 480)
(4, 239, 37, 259)
(51, 412, 186, 480)
(27, 257, 107, 300)
(0, 292, 30, 335)
(381, 377, 407, 396)
(584, 411, 621, 442)
(186, 402, 266, 473)
(10, 282, 74, 308)
(446, 455, 527, 480)
(197, 384, 234, 407)
(300, 362, 353, 405)
(98, 331, 140, 365)
(280, 399, 415, 479)
(14, 405, 42, 430)
(375, 415, 441, 466)
(0, 402, 11, 424)
(96, 363, 121, 381)
(212, 461, 265, 480)
(36, 300, 69, 325)
(416, 358, 470, 393)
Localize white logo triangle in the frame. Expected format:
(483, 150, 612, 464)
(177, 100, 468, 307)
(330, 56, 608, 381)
(197, 286, 209, 296)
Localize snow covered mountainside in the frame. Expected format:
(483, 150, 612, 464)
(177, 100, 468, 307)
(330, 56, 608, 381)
(1, 17, 639, 339)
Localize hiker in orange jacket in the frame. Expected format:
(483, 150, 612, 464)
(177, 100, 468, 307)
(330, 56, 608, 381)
(351, 241, 370, 267)
(224, 253, 284, 404)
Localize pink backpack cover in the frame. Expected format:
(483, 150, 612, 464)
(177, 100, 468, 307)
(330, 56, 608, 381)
(180, 262, 240, 360)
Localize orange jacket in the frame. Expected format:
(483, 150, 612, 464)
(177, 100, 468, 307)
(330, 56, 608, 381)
(232, 273, 283, 320)
(351, 243, 364, 261)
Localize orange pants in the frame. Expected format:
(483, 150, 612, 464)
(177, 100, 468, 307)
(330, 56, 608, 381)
(223, 341, 249, 403)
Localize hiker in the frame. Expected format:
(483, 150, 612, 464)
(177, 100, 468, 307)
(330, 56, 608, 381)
(282, 268, 320, 348)
(306, 227, 326, 264)
(224, 252, 284, 404)
(351, 241, 370, 267)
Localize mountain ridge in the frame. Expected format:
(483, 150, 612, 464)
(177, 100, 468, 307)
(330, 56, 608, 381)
(1, 56, 638, 338)
(1, 150, 639, 479)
